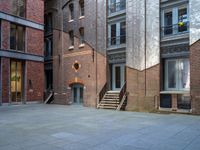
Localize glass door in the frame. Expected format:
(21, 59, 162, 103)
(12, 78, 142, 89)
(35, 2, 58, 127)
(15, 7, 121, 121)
(112, 64, 125, 91)
(72, 84, 83, 104)
(10, 60, 23, 103)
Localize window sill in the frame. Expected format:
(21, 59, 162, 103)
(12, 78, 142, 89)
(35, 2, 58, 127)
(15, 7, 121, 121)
(68, 20, 74, 23)
(68, 46, 74, 50)
(79, 16, 85, 20)
(79, 44, 85, 48)
(160, 91, 190, 94)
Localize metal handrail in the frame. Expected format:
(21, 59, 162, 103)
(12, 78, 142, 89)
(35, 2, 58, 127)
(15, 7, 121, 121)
(97, 83, 108, 104)
(161, 21, 189, 36)
(119, 82, 126, 103)
(108, 35, 126, 47)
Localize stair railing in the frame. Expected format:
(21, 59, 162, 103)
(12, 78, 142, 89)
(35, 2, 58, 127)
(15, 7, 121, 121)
(97, 82, 108, 106)
(117, 82, 127, 110)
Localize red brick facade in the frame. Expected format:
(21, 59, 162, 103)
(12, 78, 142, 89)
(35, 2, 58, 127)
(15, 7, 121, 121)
(126, 65, 160, 112)
(190, 40, 200, 114)
(0, 0, 44, 104)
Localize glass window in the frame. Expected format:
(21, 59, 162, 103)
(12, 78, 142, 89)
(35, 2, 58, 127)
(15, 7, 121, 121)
(111, 24, 116, 45)
(10, 24, 25, 51)
(12, 0, 26, 17)
(69, 3, 74, 20)
(69, 31, 74, 46)
(79, 0, 84, 16)
(164, 11, 173, 35)
(120, 22, 126, 44)
(178, 8, 188, 32)
(165, 59, 190, 91)
(79, 28, 84, 44)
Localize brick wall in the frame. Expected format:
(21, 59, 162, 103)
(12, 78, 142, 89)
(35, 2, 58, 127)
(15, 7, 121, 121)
(26, 0, 44, 24)
(190, 40, 200, 114)
(53, 31, 107, 107)
(27, 28, 44, 56)
(26, 61, 44, 101)
(126, 65, 160, 112)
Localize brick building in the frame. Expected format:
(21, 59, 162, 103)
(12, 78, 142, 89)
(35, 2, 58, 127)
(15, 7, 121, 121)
(45, 0, 200, 114)
(0, 0, 44, 105)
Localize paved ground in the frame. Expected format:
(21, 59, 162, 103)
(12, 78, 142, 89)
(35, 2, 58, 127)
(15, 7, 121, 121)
(0, 104, 200, 150)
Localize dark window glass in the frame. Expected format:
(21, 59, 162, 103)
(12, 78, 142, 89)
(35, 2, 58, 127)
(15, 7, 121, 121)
(111, 24, 116, 45)
(120, 22, 126, 44)
(79, 0, 84, 16)
(12, 0, 26, 17)
(69, 31, 74, 46)
(164, 11, 173, 35)
(79, 28, 84, 44)
(10, 24, 25, 51)
(69, 4, 74, 20)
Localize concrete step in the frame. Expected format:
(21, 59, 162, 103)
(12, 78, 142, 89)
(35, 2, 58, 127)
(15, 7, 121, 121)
(98, 105, 117, 109)
(100, 101, 120, 104)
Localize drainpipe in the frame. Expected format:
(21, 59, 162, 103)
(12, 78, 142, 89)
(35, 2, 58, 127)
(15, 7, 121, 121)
(144, 0, 147, 96)
(95, 0, 98, 107)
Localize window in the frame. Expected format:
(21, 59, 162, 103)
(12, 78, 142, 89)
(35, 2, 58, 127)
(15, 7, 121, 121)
(162, 5, 189, 36)
(69, 3, 74, 20)
(164, 11, 173, 35)
(12, 0, 26, 17)
(44, 13, 53, 34)
(79, 28, 84, 44)
(69, 31, 74, 46)
(164, 59, 190, 91)
(109, 0, 126, 14)
(10, 24, 25, 51)
(79, 0, 84, 17)
(44, 38, 53, 57)
(108, 21, 126, 47)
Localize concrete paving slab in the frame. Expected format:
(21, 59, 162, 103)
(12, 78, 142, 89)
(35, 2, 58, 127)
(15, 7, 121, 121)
(0, 104, 200, 150)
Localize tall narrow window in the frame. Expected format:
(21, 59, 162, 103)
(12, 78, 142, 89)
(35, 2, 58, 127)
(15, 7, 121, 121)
(164, 11, 173, 35)
(120, 22, 126, 44)
(10, 24, 25, 51)
(69, 31, 74, 46)
(110, 24, 116, 45)
(178, 8, 188, 32)
(79, 0, 84, 17)
(69, 3, 74, 20)
(12, 0, 26, 17)
(44, 13, 53, 34)
(79, 28, 84, 44)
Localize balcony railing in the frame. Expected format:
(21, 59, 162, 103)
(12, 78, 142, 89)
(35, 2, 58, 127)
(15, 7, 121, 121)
(161, 21, 189, 37)
(108, 1, 126, 15)
(108, 35, 126, 47)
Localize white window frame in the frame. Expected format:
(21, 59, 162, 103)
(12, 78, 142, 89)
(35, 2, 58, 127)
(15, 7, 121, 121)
(165, 58, 190, 91)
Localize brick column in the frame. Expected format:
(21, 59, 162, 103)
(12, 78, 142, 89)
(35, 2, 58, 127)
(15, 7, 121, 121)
(172, 94, 177, 111)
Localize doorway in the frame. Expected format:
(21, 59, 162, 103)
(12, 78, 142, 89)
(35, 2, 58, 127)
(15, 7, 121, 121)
(72, 84, 83, 104)
(112, 64, 125, 91)
(10, 60, 24, 103)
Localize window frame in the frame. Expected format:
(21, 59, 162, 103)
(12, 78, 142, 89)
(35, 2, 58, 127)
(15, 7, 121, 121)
(10, 23, 25, 51)
(164, 58, 190, 91)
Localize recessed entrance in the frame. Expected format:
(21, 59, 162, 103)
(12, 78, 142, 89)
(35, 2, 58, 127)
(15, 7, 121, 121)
(112, 64, 125, 91)
(72, 84, 83, 104)
(10, 60, 24, 103)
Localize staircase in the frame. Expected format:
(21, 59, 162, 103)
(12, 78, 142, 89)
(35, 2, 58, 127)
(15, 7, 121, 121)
(97, 82, 127, 110)
(98, 91, 120, 109)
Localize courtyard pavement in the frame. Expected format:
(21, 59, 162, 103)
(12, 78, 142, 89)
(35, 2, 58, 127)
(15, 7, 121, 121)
(0, 104, 200, 150)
